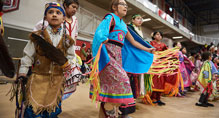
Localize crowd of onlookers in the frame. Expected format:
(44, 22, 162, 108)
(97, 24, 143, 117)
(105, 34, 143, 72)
(180, 42, 219, 107)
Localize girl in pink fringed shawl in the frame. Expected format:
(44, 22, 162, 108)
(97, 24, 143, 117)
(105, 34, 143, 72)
(180, 46, 195, 91)
(190, 54, 202, 91)
(173, 42, 188, 96)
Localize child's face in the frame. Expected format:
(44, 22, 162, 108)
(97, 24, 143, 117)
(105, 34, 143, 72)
(211, 47, 215, 52)
(182, 48, 187, 54)
(198, 55, 201, 60)
(177, 42, 182, 48)
(216, 58, 219, 63)
(154, 32, 162, 41)
(193, 54, 197, 57)
(65, 3, 78, 17)
(45, 8, 64, 28)
(132, 16, 143, 27)
(209, 56, 212, 61)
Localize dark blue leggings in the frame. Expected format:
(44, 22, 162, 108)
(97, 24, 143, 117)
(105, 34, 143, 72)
(24, 103, 62, 118)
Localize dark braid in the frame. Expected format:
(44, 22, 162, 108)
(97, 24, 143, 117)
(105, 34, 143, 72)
(41, 18, 46, 36)
(63, 21, 67, 50)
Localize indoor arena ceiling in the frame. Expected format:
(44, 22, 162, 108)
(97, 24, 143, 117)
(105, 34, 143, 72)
(182, 0, 219, 25)
(183, 0, 219, 12)
(85, 0, 190, 40)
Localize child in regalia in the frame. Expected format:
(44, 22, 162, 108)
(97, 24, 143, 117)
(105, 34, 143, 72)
(119, 14, 145, 118)
(149, 31, 167, 105)
(18, 2, 75, 117)
(196, 52, 217, 107)
(90, 0, 154, 117)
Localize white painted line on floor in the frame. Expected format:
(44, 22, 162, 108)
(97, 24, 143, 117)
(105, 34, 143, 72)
(7, 37, 28, 42)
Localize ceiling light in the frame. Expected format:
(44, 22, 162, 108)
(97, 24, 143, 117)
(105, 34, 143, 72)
(142, 18, 151, 22)
(172, 36, 183, 39)
(169, 7, 173, 12)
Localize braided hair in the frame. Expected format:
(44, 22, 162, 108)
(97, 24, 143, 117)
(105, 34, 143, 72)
(63, 21, 67, 50)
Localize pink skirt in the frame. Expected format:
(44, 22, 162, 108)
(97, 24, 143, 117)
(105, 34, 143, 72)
(90, 43, 134, 104)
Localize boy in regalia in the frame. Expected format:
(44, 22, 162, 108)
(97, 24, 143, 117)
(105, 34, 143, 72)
(196, 52, 217, 107)
(18, 2, 75, 117)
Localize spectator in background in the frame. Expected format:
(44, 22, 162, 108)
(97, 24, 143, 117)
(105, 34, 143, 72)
(215, 46, 218, 53)
(213, 57, 218, 70)
(202, 44, 208, 52)
(213, 46, 217, 61)
(86, 48, 92, 62)
(208, 45, 216, 60)
(189, 51, 198, 84)
(80, 43, 87, 73)
(189, 51, 197, 64)
(217, 43, 219, 56)
(192, 54, 202, 91)
(195, 54, 202, 74)
(80, 43, 87, 61)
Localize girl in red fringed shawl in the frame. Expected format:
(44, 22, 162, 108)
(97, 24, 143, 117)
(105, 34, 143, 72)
(149, 31, 168, 105)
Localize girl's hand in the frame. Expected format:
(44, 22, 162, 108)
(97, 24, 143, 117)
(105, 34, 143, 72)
(147, 48, 155, 54)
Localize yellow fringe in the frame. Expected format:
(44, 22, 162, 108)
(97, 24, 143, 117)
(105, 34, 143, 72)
(89, 44, 103, 103)
(148, 47, 180, 75)
(140, 93, 156, 106)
